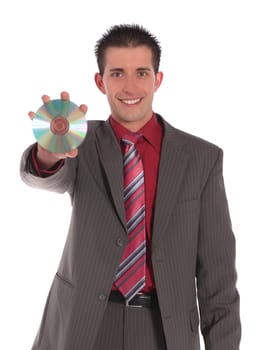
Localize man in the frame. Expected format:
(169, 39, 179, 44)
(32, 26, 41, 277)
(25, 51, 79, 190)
(21, 24, 241, 350)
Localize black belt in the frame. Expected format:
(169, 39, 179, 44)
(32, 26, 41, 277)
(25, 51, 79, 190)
(109, 291, 158, 307)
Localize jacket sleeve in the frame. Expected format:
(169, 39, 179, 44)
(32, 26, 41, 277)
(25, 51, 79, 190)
(197, 149, 241, 349)
(20, 144, 77, 196)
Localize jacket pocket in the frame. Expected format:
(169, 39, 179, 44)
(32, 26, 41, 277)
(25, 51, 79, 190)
(33, 273, 74, 349)
(56, 272, 73, 288)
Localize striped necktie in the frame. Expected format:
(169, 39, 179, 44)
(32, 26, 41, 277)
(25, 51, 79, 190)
(114, 135, 146, 302)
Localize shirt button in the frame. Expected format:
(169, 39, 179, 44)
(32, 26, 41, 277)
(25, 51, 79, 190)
(116, 238, 124, 247)
(98, 294, 107, 302)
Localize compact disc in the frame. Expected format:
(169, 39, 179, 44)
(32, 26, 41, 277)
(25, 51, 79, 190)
(32, 99, 87, 153)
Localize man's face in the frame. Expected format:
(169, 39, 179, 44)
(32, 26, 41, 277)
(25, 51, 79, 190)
(95, 46, 163, 131)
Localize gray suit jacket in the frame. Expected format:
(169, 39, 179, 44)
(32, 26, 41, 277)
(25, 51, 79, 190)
(20, 115, 241, 350)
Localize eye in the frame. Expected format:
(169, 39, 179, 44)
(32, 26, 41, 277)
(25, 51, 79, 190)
(137, 70, 149, 77)
(111, 71, 123, 78)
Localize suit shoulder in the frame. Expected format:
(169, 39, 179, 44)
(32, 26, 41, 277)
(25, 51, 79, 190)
(87, 120, 105, 132)
(160, 117, 223, 168)
(83, 120, 107, 140)
(174, 126, 221, 152)
(171, 126, 224, 172)
(158, 114, 221, 154)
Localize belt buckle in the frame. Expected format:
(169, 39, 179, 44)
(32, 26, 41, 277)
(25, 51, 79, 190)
(125, 293, 143, 308)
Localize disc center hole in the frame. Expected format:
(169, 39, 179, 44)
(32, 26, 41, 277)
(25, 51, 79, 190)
(50, 116, 69, 135)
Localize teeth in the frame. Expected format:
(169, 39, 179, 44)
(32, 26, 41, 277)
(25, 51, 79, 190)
(122, 98, 140, 105)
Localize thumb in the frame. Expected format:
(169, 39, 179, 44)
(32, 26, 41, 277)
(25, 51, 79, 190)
(66, 148, 78, 158)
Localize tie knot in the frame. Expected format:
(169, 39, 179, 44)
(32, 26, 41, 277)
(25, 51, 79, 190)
(122, 133, 142, 146)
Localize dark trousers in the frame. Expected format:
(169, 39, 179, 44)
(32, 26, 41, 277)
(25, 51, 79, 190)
(93, 300, 167, 350)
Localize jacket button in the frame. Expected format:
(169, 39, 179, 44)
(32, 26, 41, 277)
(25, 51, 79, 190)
(116, 238, 124, 247)
(98, 294, 107, 302)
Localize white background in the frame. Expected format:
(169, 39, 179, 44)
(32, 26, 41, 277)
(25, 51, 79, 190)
(0, 0, 256, 349)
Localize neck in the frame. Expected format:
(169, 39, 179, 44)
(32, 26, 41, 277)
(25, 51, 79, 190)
(112, 114, 154, 132)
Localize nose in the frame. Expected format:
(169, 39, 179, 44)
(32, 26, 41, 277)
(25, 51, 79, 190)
(122, 75, 138, 95)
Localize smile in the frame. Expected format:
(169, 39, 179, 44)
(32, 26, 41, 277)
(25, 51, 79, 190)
(120, 98, 141, 105)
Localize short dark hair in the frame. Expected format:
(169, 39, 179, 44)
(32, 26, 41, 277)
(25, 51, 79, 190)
(95, 24, 162, 75)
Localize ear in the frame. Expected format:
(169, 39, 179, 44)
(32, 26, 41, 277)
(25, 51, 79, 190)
(154, 71, 163, 92)
(94, 73, 106, 94)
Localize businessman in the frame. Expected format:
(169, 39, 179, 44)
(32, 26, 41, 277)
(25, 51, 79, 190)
(21, 24, 241, 350)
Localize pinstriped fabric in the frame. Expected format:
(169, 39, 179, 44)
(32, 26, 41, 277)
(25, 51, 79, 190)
(20, 116, 240, 350)
(93, 302, 166, 350)
(114, 136, 146, 301)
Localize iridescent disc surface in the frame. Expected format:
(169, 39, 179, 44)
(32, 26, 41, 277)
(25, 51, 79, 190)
(32, 99, 87, 153)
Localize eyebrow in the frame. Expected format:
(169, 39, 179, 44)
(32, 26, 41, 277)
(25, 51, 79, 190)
(109, 67, 152, 72)
(137, 67, 152, 71)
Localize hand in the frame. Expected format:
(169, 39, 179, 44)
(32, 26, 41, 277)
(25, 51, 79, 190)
(29, 91, 88, 169)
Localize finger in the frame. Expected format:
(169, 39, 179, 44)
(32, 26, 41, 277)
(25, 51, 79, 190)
(66, 149, 78, 158)
(28, 111, 35, 120)
(79, 104, 88, 114)
(42, 95, 51, 104)
(61, 91, 70, 101)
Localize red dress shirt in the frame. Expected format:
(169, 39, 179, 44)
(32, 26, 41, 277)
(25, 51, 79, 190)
(109, 114, 163, 292)
(31, 144, 64, 177)
(32, 114, 163, 292)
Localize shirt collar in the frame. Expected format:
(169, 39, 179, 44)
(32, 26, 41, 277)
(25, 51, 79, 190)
(109, 114, 163, 153)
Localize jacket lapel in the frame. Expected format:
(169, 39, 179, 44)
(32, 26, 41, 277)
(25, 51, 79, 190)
(152, 119, 189, 245)
(94, 118, 190, 241)
(95, 120, 127, 233)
